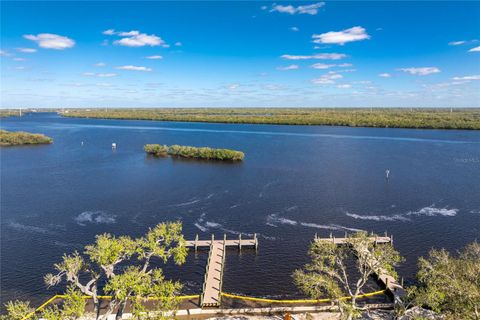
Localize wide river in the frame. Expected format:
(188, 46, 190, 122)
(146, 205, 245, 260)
(1, 112, 479, 306)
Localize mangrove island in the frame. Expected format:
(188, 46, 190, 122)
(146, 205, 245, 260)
(0, 130, 53, 146)
(144, 144, 245, 161)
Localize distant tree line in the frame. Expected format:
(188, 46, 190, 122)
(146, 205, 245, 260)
(0, 130, 53, 146)
(144, 144, 245, 161)
(60, 108, 480, 130)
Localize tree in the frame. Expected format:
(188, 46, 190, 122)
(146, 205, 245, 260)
(407, 241, 480, 319)
(293, 231, 403, 320)
(45, 221, 188, 320)
(0, 300, 34, 320)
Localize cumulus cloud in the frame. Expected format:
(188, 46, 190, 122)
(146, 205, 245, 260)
(83, 72, 117, 77)
(103, 29, 165, 47)
(449, 41, 466, 46)
(16, 47, 37, 53)
(95, 62, 106, 67)
(398, 67, 440, 76)
(226, 84, 240, 90)
(281, 53, 347, 60)
(290, 27, 299, 32)
(311, 71, 343, 84)
(469, 46, 480, 52)
(312, 26, 370, 45)
(311, 63, 353, 69)
(102, 29, 116, 35)
(174, 42, 182, 46)
(13, 58, 25, 61)
(379, 73, 392, 78)
(116, 65, 152, 72)
(24, 33, 75, 50)
(337, 84, 352, 88)
(277, 64, 299, 71)
(270, 2, 325, 15)
(145, 55, 163, 59)
(451, 75, 480, 81)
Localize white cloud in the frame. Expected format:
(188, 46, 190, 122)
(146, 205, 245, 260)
(102, 29, 116, 35)
(312, 26, 370, 45)
(311, 71, 343, 84)
(449, 41, 466, 46)
(15, 66, 26, 70)
(270, 2, 325, 15)
(226, 84, 240, 90)
(116, 65, 152, 72)
(83, 72, 117, 77)
(115, 32, 164, 47)
(95, 62, 106, 67)
(311, 62, 353, 69)
(277, 64, 299, 71)
(469, 46, 480, 52)
(398, 67, 440, 76)
(175, 42, 182, 46)
(311, 63, 334, 69)
(379, 73, 392, 78)
(16, 47, 37, 53)
(281, 53, 347, 60)
(104, 29, 165, 47)
(13, 58, 26, 61)
(451, 75, 480, 81)
(0, 50, 10, 56)
(337, 84, 352, 88)
(145, 55, 163, 60)
(24, 33, 75, 50)
(290, 27, 299, 32)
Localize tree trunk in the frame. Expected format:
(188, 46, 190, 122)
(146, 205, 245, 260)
(115, 297, 128, 320)
(99, 299, 118, 320)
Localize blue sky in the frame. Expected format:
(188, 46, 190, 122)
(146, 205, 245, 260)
(1, 1, 480, 108)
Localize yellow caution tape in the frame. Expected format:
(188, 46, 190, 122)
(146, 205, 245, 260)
(22, 290, 384, 319)
(221, 290, 386, 304)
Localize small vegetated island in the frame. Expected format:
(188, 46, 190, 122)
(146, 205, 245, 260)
(60, 108, 480, 130)
(0, 130, 53, 146)
(144, 144, 245, 161)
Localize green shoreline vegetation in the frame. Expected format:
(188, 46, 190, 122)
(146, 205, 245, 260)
(60, 108, 480, 130)
(144, 144, 245, 161)
(0, 130, 53, 146)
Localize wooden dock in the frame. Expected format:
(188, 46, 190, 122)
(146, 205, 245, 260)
(315, 233, 404, 303)
(186, 234, 258, 308)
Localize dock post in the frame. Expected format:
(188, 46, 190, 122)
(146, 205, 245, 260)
(195, 234, 198, 252)
(239, 234, 242, 251)
(390, 234, 394, 245)
(224, 233, 227, 244)
(211, 233, 214, 244)
(401, 277, 404, 287)
(375, 235, 378, 245)
(384, 231, 387, 237)
(344, 231, 347, 238)
(329, 232, 332, 238)
(332, 235, 335, 244)
(314, 233, 317, 241)
(254, 233, 258, 251)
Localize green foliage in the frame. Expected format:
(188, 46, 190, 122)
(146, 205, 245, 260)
(144, 144, 245, 161)
(144, 144, 169, 157)
(0, 300, 34, 320)
(39, 287, 86, 320)
(293, 232, 403, 319)
(0, 129, 53, 146)
(60, 108, 480, 130)
(407, 241, 480, 319)
(45, 221, 188, 320)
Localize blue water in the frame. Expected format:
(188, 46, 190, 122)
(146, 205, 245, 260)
(1, 112, 479, 305)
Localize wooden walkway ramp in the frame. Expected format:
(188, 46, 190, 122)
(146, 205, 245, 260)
(315, 233, 405, 303)
(185, 234, 258, 308)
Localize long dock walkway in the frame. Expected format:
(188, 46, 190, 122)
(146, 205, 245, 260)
(186, 234, 258, 308)
(315, 233, 404, 303)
